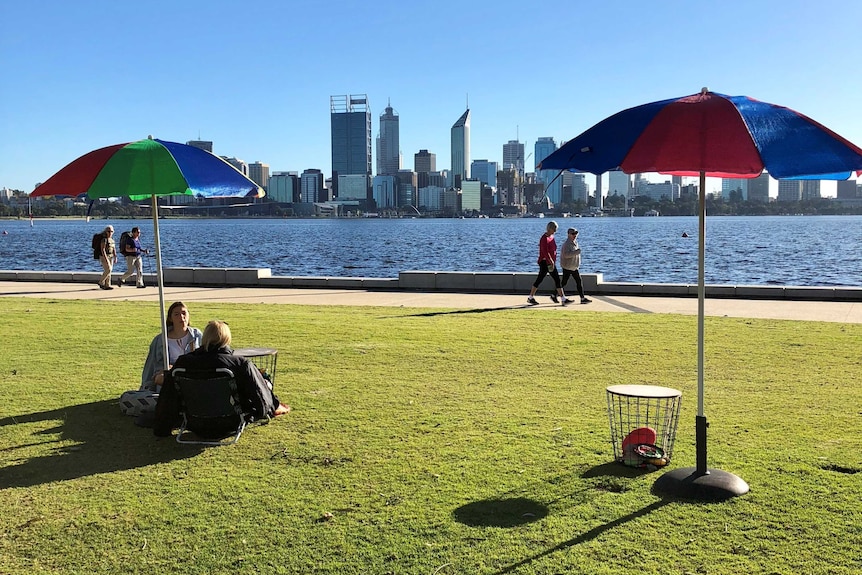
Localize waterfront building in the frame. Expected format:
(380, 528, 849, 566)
(497, 169, 522, 205)
(836, 179, 861, 199)
(777, 179, 802, 202)
(608, 170, 631, 198)
(372, 175, 398, 209)
(376, 101, 400, 176)
(635, 180, 678, 202)
(248, 162, 270, 191)
(503, 140, 524, 175)
(801, 180, 821, 200)
(428, 171, 448, 189)
(418, 185, 445, 211)
(747, 172, 770, 203)
(570, 173, 589, 204)
(300, 169, 325, 203)
(337, 174, 370, 201)
(451, 109, 471, 188)
(331, 94, 372, 200)
(268, 171, 299, 203)
(186, 140, 213, 153)
(396, 169, 417, 207)
(534, 137, 561, 205)
(470, 159, 498, 187)
(460, 180, 482, 212)
(722, 177, 748, 200)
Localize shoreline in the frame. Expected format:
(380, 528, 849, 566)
(2, 267, 860, 302)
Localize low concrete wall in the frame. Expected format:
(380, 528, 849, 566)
(1, 268, 860, 301)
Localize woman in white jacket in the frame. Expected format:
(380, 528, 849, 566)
(560, 228, 592, 304)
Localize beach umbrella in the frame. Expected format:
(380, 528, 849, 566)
(539, 88, 862, 500)
(30, 137, 264, 370)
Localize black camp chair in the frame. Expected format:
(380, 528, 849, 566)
(172, 367, 251, 446)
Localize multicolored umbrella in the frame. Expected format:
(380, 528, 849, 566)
(539, 89, 862, 500)
(31, 137, 264, 369)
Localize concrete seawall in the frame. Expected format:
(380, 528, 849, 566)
(1, 268, 860, 301)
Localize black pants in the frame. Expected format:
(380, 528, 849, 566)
(532, 261, 561, 290)
(561, 268, 585, 298)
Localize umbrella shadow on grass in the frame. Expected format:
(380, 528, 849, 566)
(488, 499, 669, 574)
(0, 400, 202, 490)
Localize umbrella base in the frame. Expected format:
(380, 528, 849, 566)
(652, 467, 749, 502)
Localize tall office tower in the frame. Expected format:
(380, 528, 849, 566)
(571, 173, 589, 204)
(415, 149, 436, 190)
(801, 180, 821, 200)
(722, 177, 748, 200)
(372, 175, 398, 209)
(396, 169, 417, 207)
(331, 94, 372, 199)
(450, 109, 471, 188)
(836, 179, 859, 198)
(300, 169, 325, 203)
(376, 101, 401, 176)
(747, 172, 770, 203)
(503, 140, 525, 175)
(418, 185, 445, 211)
(414, 149, 436, 173)
(268, 172, 299, 203)
(428, 171, 448, 189)
(534, 137, 561, 204)
(470, 159, 498, 187)
(608, 170, 631, 198)
(248, 162, 270, 191)
(221, 156, 248, 176)
(186, 140, 213, 153)
(777, 179, 802, 202)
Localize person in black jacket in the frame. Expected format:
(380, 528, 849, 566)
(154, 320, 290, 437)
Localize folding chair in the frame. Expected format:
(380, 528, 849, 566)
(172, 368, 251, 446)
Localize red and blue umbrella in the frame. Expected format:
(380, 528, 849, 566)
(538, 88, 862, 179)
(539, 89, 862, 501)
(31, 137, 264, 369)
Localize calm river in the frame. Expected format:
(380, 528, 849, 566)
(1, 215, 860, 287)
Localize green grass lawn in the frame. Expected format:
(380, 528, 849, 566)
(1, 299, 860, 574)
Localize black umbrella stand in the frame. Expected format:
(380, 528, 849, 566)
(652, 172, 749, 501)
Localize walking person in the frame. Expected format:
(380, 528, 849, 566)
(527, 221, 568, 305)
(98, 226, 117, 290)
(560, 228, 592, 304)
(118, 227, 149, 288)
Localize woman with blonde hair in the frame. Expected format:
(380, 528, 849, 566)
(153, 320, 290, 436)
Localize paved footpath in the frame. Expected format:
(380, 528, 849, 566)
(1, 281, 860, 324)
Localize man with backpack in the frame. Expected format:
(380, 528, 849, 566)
(117, 227, 149, 288)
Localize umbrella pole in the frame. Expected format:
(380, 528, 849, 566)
(151, 194, 169, 372)
(652, 171, 748, 501)
(696, 171, 708, 474)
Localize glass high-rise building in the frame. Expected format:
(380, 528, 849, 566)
(534, 137, 561, 204)
(376, 101, 400, 176)
(470, 159, 498, 187)
(747, 172, 770, 203)
(186, 140, 213, 153)
(331, 94, 372, 199)
(450, 109, 470, 188)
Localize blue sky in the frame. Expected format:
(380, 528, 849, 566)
(2, 0, 859, 196)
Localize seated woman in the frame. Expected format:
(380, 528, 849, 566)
(141, 301, 203, 392)
(153, 320, 290, 437)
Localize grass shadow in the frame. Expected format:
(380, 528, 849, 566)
(0, 399, 202, 489)
(490, 499, 670, 574)
(396, 305, 525, 318)
(453, 497, 549, 528)
(581, 461, 654, 479)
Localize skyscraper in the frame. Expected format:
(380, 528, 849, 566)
(470, 160, 498, 187)
(534, 137, 561, 204)
(414, 149, 436, 173)
(300, 169, 325, 203)
(450, 109, 470, 188)
(331, 94, 372, 199)
(503, 140, 524, 175)
(747, 172, 770, 203)
(777, 179, 802, 202)
(248, 162, 270, 191)
(376, 101, 400, 176)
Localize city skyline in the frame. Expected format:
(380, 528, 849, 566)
(2, 1, 860, 198)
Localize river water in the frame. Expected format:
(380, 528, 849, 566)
(1, 215, 860, 287)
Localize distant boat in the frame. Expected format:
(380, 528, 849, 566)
(645, 209, 660, 217)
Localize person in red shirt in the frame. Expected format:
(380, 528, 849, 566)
(527, 221, 570, 305)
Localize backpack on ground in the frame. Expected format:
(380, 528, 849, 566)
(118, 231, 132, 256)
(91, 232, 104, 260)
